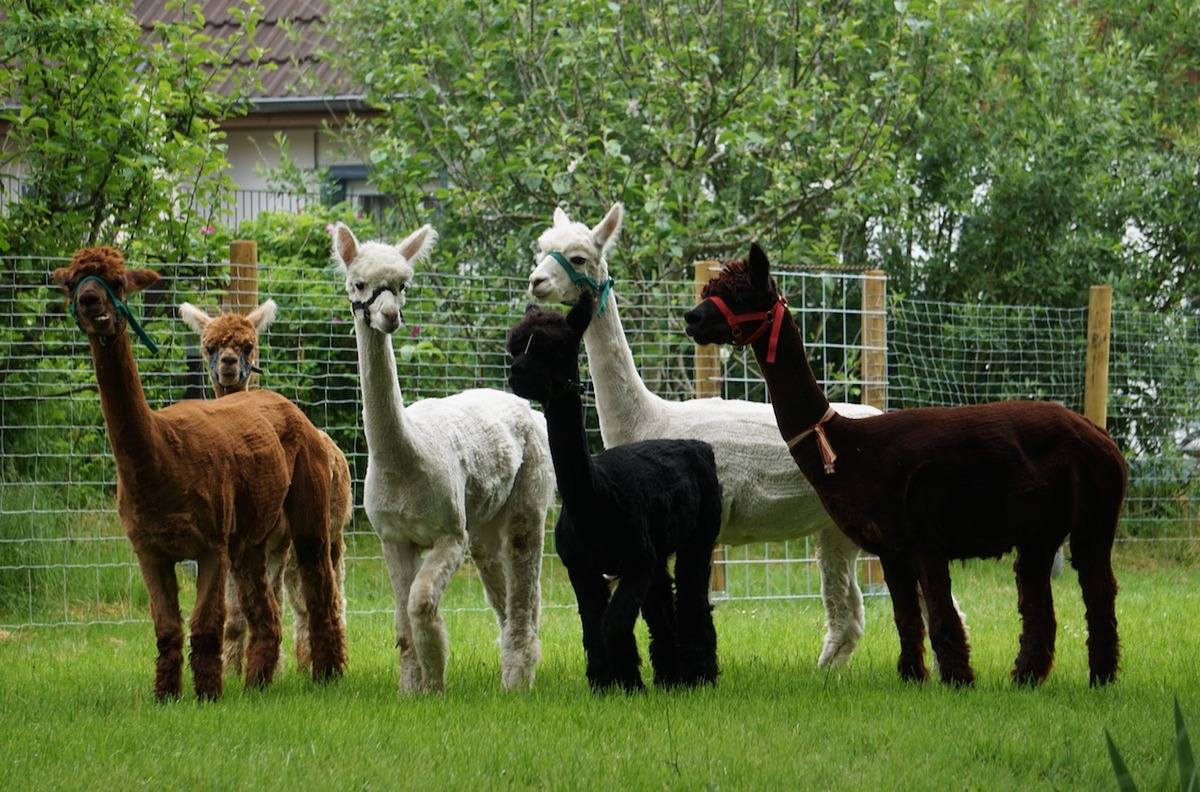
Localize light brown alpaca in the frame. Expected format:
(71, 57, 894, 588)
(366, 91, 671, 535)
(178, 300, 352, 675)
(53, 247, 346, 701)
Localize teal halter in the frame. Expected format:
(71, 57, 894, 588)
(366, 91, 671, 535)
(208, 351, 262, 387)
(546, 251, 614, 316)
(70, 275, 159, 354)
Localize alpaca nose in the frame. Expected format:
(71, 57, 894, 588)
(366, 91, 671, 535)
(682, 307, 702, 336)
(381, 305, 399, 325)
(218, 350, 238, 367)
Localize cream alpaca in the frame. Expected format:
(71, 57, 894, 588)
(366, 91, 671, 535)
(527, 203, 880, 668)
(178, 299, 351, 675)
(332, 222, 555, 693)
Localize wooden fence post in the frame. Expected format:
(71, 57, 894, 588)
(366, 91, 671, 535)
(225, 240, 259, 315)
(694, 260, 727, 593)
(859, 270, 888, 589)
(1084, 285, 1113, 430)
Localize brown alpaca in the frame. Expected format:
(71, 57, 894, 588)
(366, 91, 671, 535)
(53, 247, 347, 701)
(178, 300, 352, 675)
(684, 245, 1126, 687)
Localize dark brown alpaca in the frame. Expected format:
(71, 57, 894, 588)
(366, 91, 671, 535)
(683, 244, 1126, 687)
(178, 300, 352, 676)
(53, 247, 347, 701)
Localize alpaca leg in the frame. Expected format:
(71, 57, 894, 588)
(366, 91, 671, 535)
(1071, 542, 1120, 686)
(639, 566, 680, 688)
(498, 520, 544, 690)
(285, 444, 346, 683)
(382, 539, 423, 693)
(1011, 546, 1058, 686)
(914, 558, 973, 687)
(190, 551, 229, 701)
(291, 530, 346, 683)
(408, 534, 466, 693)
(814, 526, 865, 668)
(566, 565, 617, 692)
(877, 553, 928, 683)
(603, 571, 653, 693)
(470, 530, 509, 639)
(282, 549, 310, 672)
(673, 533, 720, 687)
(135, 553, 185, 702)
(230, 543, 282, 691)
(222, 575, 247, 678)
(919, 588, 971, 676)
(265, 537, 291, 674)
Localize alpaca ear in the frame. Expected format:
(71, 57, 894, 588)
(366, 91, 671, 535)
(567, 290, 594, 334)
(125, 268, 161, 294)
(51, 267, 72, 296)
(592, 202, 623, 253)
(748, 243, 772, 292)
(178, 302, 212, 333)
(247, 299, 278, 333)
(553, 207, 570, 227)
(397, 224, 438, 264)
(524, 303, 541, 317)
(332, 222, 358, 270)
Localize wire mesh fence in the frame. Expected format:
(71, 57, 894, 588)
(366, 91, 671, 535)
(1, 251, 1196, 628)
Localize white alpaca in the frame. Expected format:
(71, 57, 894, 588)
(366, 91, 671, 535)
(332, 222, 555, 693)
(528, 203, 882, 668)
(177, 299, 351, 676)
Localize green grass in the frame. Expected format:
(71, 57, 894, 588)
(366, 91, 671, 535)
(1, 556, 1197, 791)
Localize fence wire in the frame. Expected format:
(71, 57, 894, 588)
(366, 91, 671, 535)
(1, 255, 1196, 628)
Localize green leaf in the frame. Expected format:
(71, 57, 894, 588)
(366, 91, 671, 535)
(1104, 729, 1138, 792)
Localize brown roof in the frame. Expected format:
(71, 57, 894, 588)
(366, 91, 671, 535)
(132, 0, 359, 103)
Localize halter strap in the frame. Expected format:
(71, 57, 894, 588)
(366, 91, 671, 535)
(706, 295, 787, 364)
(547, 251, 614, 316)
(785, 406, 838, 474)
(208, 352, 262, 387)
(70, 275, 159, 354)
(352, 284, 405, 324)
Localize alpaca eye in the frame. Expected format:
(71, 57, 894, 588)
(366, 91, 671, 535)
(354, 281, 366, 291)
(205, 346, 216, 356)
(396, 283, 407, 292)
(570, 256, 586, 266)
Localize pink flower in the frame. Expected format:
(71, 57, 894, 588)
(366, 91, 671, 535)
(326, 223, 335, 234)
(410, 325, 420, 338)
(201, 225, 215, 235)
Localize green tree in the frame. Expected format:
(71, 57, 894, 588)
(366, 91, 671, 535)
(323, 0, 939, 281)
(875, 0, 1200, 309)
(0, 0, 265, 261)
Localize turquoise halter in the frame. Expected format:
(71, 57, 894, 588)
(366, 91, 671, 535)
(208, 351, 262, 387)
(546, 251, 614, 316)
(70, 275, 159, 354)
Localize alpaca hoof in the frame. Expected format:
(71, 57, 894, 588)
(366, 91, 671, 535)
(817, 633, 859, 669)
(1011, 667, 1047, 688)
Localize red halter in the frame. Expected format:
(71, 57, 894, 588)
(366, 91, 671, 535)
(706, 295, 788, 364)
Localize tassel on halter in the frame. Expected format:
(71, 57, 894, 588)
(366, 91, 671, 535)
(786, 406, 838, 474)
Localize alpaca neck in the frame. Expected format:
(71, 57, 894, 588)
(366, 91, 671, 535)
(541, 390, 599, 513)
(353, 318, 422, 466)
(750, 309, 834, 446)
(581, 293, 662, 445)
(87, 331, 160, 478)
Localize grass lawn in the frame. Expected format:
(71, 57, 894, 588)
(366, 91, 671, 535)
(1, 553, 1197, 791)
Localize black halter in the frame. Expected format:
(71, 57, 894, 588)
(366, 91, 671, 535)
(352, 284, 405, 324)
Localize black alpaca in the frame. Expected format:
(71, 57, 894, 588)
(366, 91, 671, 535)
(507, 292, 722, 692)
